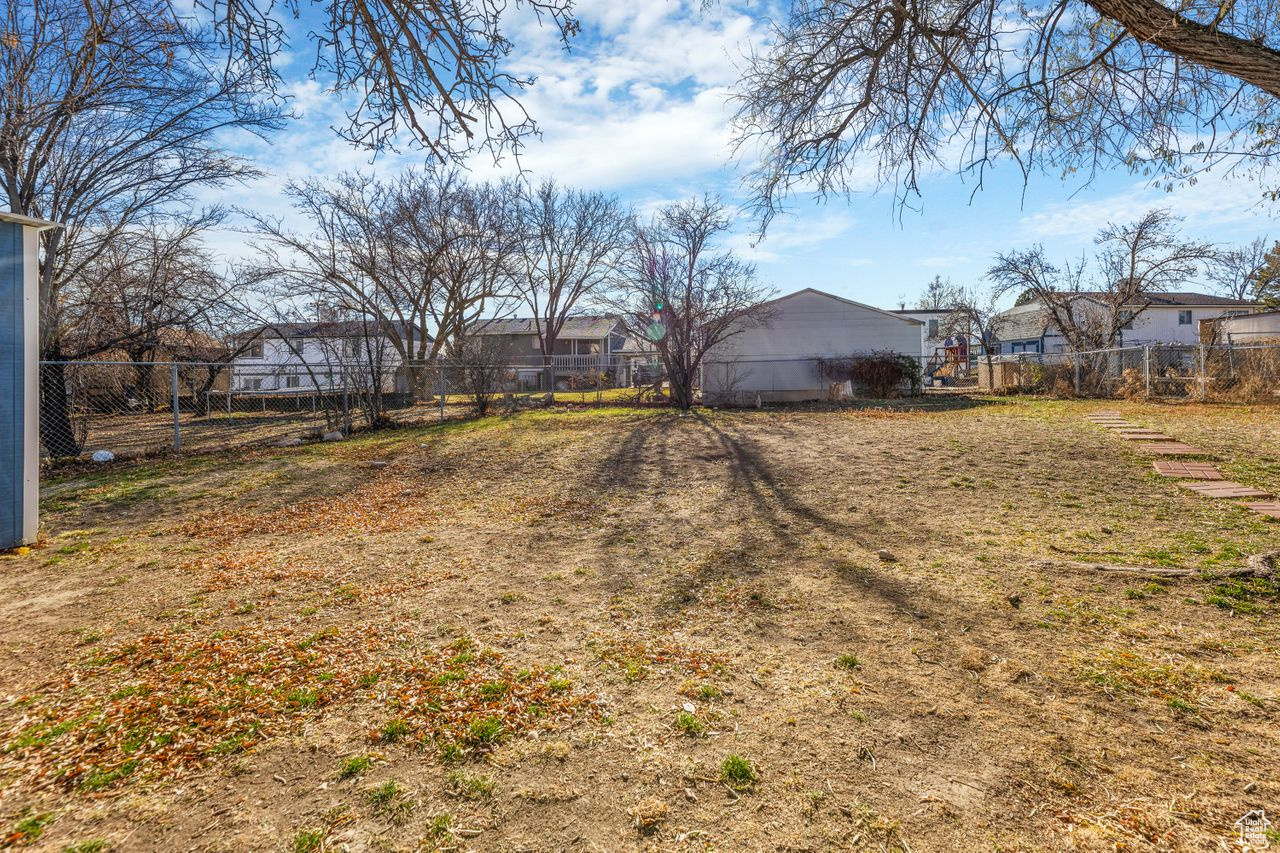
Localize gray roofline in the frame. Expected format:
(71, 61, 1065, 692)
(761, 288, 924, 325)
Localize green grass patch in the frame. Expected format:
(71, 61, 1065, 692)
(721, 753, 757, 788)
(337, 754, 372, 779)
(1204, 576, 1280, 614)
(675, 711, 705, 737)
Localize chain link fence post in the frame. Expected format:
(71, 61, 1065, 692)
(1143, 345, 1151, 398)
(170, 363, 181, 454)
(437, 363, 446, 422)
(341, 366, 351, 435)
(1198, 344, 1207, 401)
(1074, 352, 1081, 395)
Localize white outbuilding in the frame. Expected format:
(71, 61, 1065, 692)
(701, 288, 924, 404)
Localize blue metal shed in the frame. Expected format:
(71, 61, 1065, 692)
(1, 212, 60, 549)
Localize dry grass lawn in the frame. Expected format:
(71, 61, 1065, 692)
(2, 397, 1278, 851)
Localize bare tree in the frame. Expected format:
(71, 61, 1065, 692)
(60, 209, 234, 412)
(1209, 236, 1270, 300)
(507, 180, 631, 393)
(916, 275, 964, 310)
(390, 172, 519, 353)
(88, 0, 578, 157)
(988, 210, 1215, 350)
(734, 0, 1280, 224)
(245, 169, 515, 402)
(449, 335, 514, 417)
(607, 196, 776, 411)
(62, 209, 231, 359)
(2, 0, 282, 454)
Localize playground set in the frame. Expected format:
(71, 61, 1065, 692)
(925, 335, 973, 386)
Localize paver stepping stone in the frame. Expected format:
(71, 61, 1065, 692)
(1245, 503, 1280, 519)
(1179, 481, 1272, 499)
(1117, 431, 1175, 441)
(1152, 461, 1224, 480)
(1137, 443, 1208, 456)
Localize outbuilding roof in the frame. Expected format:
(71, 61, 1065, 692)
(0, 212, 60, 230)
(468, 316, 622, 339)
(758, 288, 924, 325)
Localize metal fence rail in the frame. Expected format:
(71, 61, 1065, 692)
(37, 356, 664, 462)
(36, 343, 1280, 462)
(980, 342, 1280, 400)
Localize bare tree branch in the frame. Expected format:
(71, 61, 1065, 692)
(734, 0, 1280, 225)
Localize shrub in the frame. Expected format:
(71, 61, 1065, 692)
(819, 352, 922, 398)
(566, 371, 608, 390)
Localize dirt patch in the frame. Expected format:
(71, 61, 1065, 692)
(2, 399, 1277, 850)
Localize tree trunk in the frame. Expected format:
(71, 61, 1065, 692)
(40, 360, 82, 458)
(1088, 0, 1280, 97)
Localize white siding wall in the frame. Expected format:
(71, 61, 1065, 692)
(1000, 303, 1254, 352)
(896, 310, 949, 357)
(1217, 311, 1280, 342)
(704, 290, 922, 403)
(1123, 307, 1223, 346)
(231, 336, 404, 391)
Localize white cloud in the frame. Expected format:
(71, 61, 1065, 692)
(1021, 172, 1277, 241)
(727, 208, 857, 263)
(474, 87, 736, 189)
(917, 255, 970, 268)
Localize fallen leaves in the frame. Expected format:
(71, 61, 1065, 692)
(587, 630, 730, 682)
(0, 627, 597, 794)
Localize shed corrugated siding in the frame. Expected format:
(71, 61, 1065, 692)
(0, 221, 24, 547)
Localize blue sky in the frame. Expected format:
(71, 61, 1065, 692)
(203, 0, 1279, 311)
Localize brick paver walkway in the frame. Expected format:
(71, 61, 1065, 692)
(1245, 503, 1280, 519)
(1136, 442, 1208, 455)
(1179, 481, 1272, 498)
(1086, 410, 1277, 521)
(1152, 461, 1224, 480)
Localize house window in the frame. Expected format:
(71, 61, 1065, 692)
(243, 377, 262, 391)
(285, 375, 301, 389)
(343, 338, 360, 358)
(1119, 313, 1135, 331)
(927, 319, 940, 338)
(245, 341, 264, 358)
(1177, 310, 1192, 326)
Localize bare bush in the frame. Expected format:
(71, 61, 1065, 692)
(819, 352, 922, 398)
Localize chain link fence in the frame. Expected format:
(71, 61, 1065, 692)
(977, 343, 1280, 400)
(40, 343, 1279, 462)
(37, 355, 666, 462)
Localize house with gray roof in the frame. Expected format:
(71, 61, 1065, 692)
(229, 319, 432, 394)
(993, 292, 1261, 353)
(466, 315, 651, 391)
